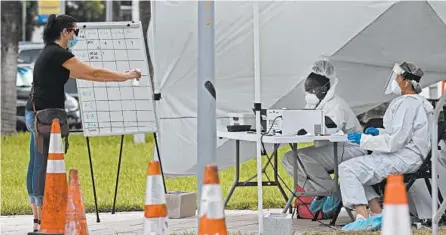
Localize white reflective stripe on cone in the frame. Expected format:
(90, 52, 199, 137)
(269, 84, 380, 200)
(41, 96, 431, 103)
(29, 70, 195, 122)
(145, 175, 167, 205)
(143, 217, 168, 235)
(382, 205, 411, 235)
(200, 184, 224, 219)
(47, 160, 66, 173)
(49, 133, 64, 154)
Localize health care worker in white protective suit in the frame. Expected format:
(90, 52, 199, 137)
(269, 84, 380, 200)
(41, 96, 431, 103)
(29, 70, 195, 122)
(282, 60, 367, 217)
(340, 62, 434, 232)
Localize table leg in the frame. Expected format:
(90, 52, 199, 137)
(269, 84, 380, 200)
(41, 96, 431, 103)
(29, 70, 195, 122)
(273, 144, 289, 202)
(282, 143, 298, 213)
(333, 142, 339, 192)
(224, 140, 240, 207)
(330, 142, 345, 226)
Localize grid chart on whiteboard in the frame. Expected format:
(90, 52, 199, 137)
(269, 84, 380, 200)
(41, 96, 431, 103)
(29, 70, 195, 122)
(72, 22, 157, 137)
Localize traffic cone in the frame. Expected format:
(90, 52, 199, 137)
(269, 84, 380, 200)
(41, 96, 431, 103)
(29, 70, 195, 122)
(64, 169, 89, 235)
(36, 119, 68, 235)
(198, 164, 228, 235)
(143, 160, 168, 235)
(381, 174, 412, 235)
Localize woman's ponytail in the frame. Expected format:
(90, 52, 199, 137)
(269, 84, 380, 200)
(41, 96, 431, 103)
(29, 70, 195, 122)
(42, 14, 77, 45)
(46, 14, 57, 27)
(43, 14, 59, 45)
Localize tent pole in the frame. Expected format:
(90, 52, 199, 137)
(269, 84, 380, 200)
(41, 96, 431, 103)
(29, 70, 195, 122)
(253, 2, 264, 234)
(197, 0, 216, 227)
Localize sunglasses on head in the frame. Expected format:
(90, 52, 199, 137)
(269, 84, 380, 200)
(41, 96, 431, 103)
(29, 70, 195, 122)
(67, 28, 79, 36)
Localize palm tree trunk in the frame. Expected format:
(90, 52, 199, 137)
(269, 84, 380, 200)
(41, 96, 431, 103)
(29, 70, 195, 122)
(1, 1, 21, 135)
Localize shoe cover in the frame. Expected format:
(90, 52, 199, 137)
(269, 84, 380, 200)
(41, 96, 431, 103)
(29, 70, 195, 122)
(309, 197, 326, 214)
(322, 194, 341, 216)
(341, 216, 382, 232)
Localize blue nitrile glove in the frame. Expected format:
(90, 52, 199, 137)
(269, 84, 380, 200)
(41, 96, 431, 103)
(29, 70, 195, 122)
(364, 127, 379, 136)
(347, 132, 362, 144)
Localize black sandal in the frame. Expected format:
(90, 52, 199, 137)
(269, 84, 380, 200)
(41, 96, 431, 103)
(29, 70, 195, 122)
(33, 219, 38, 232)
(33, 219, 41, 232)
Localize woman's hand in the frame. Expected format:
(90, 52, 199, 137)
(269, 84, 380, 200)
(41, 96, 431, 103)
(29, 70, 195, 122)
(123, 69, 142, 81)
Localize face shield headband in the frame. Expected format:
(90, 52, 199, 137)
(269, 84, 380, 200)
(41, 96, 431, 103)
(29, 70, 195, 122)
(384, 63, 421, 94)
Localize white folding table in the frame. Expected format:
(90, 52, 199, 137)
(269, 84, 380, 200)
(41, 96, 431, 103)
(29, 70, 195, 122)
(218, 130, 353, 223)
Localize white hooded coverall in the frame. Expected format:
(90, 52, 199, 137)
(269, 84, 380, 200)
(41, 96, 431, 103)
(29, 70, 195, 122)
(339, 94, 434, 209)
(282, 77, 367, 192)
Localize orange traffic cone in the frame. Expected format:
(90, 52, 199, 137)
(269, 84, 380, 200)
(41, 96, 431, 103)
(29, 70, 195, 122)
(198, 164, 228, 235)
(64, 169, 89, 235)
(39, 119, 68, 235)
(143, 160, 168, 235)
(381, 174, 412, 235)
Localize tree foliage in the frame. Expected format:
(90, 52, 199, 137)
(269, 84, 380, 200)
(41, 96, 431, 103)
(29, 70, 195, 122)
(66, 0, 105, 22)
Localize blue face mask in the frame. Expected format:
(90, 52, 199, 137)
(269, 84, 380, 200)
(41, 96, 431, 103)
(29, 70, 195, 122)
(68, 35, 79, 49)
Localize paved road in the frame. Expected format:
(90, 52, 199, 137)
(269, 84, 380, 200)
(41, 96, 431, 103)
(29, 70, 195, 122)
(0, 209, 352, 235)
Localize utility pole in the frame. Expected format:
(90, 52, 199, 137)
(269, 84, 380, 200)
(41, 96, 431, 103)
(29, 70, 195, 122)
(196, 0, 216, 223)
(60, 0, 65, 14)
(131, 0, 146, 144)
(106, 0, 113, 21)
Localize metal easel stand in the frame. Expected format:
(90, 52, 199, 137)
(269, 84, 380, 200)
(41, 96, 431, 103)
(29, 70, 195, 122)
(85, 134, 124, 222)
(86, 132, 167, 222)
(224, 141, 289, 207)
(85, 136, 101, 223)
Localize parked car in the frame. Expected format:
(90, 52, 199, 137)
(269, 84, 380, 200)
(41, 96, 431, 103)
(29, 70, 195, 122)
(16, 65, 82, 132)
(18, 41, 79, 100)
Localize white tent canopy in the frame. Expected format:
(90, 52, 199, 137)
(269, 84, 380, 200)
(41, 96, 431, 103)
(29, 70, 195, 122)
(148, 1, 446, 177)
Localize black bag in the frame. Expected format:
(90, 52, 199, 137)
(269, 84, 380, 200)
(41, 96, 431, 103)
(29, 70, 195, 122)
(31, 86, 70, 154)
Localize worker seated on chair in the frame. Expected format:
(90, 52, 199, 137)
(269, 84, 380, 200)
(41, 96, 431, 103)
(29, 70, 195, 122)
(282, 59, 367, 217)
(340, 62, 434, 231)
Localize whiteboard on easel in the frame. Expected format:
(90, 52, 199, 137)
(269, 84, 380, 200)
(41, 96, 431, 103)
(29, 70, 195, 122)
(71, 21, 157, 137)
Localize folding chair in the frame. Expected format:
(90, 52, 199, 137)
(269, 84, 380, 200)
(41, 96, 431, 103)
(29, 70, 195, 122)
(373, 119, 446, 222)
(330, 117, 446, 225)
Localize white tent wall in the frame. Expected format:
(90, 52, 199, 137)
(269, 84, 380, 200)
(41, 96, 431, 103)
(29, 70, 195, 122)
(148, 1, 446, 177)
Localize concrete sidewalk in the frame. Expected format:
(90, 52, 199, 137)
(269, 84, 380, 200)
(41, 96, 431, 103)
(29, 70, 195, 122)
(0, 209, 351, 235)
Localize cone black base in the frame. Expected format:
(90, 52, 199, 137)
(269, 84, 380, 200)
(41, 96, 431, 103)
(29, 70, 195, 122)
(28, 232, 63, 235)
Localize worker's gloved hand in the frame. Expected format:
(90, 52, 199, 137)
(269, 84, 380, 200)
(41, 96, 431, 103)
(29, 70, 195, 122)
(364, 127, 379, 136)
(347, 132, 362, 144)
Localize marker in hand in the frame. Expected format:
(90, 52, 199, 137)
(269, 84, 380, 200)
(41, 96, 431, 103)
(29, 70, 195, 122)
(128, 68, 141, 85)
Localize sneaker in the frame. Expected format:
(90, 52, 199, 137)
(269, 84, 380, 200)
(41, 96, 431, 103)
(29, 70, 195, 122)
(341, 216, 382, 232)
(322, 194, 341, 216)
(309, 197, 326, 214)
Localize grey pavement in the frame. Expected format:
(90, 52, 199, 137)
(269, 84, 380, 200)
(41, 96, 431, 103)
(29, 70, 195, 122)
(0, 209, 352, 235)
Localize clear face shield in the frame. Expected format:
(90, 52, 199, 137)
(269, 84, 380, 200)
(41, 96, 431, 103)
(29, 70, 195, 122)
(384, 63, 405, 95)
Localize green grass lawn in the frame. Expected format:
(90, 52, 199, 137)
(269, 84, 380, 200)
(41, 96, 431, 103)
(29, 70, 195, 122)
(1, 132, 306, 215)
